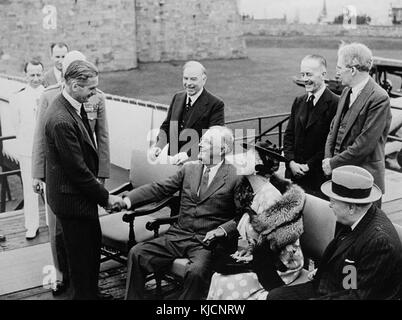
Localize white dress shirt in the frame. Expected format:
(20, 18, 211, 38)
(307, 83, 326, 106)
(187, 88, 204, 106)
(349, 76, 370, 107)
(62, 89, 81, 116)
(53, 67, 62, 84)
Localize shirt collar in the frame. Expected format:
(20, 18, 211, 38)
(204, 160, 223, 174)
(187, 87, 204, 105)
(307, 84, 326, 106)
(351, 210, 367, 231)
(53, 66, 62, 83)
(62, 89, 81, 114)
(351, 76, 370, 97)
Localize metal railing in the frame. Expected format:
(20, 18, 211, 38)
(225, 113, 290, 147)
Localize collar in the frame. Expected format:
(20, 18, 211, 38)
(203, 160, 223, 186)
(351, 208, 369, 230)
(53, 66, 62, 83)
(25, 84, 44, 95)
(62, 89, 81, 115)
(351, 76, 370, 98)
(307, 84, 326, 106)
(187, 87, 204, 105)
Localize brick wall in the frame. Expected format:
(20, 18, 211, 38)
(0, 0, 137, 74)
(135, 0, 247, 62)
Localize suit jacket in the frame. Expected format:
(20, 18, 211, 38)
(313, 205, 402, 299)
(155, 89, 224, 158)
(32, 84, 110, 179)
(44, 93, 109, 220)
(9, 85, 44, 157)
(284, 88, 338, 190)
(325, 78, 392, 193)
(126, 161, 244, 248)
(43, 68, 58, 87)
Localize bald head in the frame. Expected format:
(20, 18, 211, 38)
(182, 60, 207, 96)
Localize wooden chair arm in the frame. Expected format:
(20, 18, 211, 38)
(145, 215, 179, 231)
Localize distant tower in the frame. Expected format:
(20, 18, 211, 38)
(318, 0, 329, 24)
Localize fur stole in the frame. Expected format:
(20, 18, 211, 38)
(249, 183, 305, 252)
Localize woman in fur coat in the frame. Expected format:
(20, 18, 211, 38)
(207, 140, 306, 300)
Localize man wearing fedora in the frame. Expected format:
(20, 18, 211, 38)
(267, 165, 402, 300)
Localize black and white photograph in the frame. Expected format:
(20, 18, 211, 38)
(0, 0, 402, 306)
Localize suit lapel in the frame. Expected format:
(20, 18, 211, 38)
(60, 95, 98, 154)
(199, 163, 227, 203)
(185, 89, 208, 129)
(341, 79, 374, 145)
(332, 88, 351, 133)
(190, 163, 204, 199)
(297, 94, 309, 130)
(327, 206, 375, 265)
(171, 92, 186, 121)
(306, 88, 330, 129)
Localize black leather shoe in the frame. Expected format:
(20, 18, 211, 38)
(52, 281, 68, 296)
(97, 292, 114, 300)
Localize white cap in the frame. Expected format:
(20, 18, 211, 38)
(62, 50, 86, 74)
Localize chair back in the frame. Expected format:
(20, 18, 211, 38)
(299, 194, 336, 262)
(129, 148, 179, 188)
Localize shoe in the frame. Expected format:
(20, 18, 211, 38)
(97, 292, 114, 300)
(25, 228, 39, 240)
(51, 281, 68, 297)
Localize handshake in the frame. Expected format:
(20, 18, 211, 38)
(106, 195, 128, 213)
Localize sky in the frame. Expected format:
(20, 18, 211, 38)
(237, 0, 401, 25)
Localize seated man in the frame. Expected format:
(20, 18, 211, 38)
(122, 126, 245, 300)
(267, 165, 402, 300)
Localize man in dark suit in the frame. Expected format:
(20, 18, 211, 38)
(149, 60, 225, 165)
(32, 50, 111, 296)
(267, 165, 402, 300)
(43, 60, 123, 300)
(123, 126, 245, 300)
(43, 42, 69, 87)
(323, 42, 392, 207)
(284, 55, 338, 198)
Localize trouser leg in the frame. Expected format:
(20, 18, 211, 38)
(19, 156, 39, 231)
(125, 236, 180, 300)
(179, 245, 213, 300)
(59, 217, 101, 300)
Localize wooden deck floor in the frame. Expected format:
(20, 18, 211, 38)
(1, 168, 402, 300)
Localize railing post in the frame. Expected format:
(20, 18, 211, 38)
(258, 118, 262, 139)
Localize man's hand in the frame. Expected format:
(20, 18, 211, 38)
(148, 146, 162, 161)
(106, 195, 126, 212)
(170, 152, 189, 166)
(231, 249, 253, 263)
(322, 158, 332, 176)
(289, 161, 307, 178)
(32, 178, 44, 194)
(203, 227, 225, 244)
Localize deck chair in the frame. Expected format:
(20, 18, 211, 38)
(100, 148, 180, 265)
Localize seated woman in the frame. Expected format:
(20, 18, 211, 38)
(207, 140, 305, 300)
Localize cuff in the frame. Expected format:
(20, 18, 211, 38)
(123, 197, 131, 209)
(218, 226, 227, 237)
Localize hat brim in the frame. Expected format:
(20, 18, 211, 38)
(320, 180, 382, 203)
(242, 142, 288, 163)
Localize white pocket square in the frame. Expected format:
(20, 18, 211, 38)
(345, 259, 355, 263)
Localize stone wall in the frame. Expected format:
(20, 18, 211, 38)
(135, 0, 247, 62)
(242, 20, 402, 38)
(0, 0, 137, 74)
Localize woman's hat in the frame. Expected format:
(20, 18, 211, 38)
(242, 140, 288, 163)
(321, 165, 382, 203)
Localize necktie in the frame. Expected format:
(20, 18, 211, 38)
(185, 98, 192, 112)
(198, 166, 211, 198)
(306, 94, 315, 124)
(80, 104, 96, 146)
(340, 89, 352, 120)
